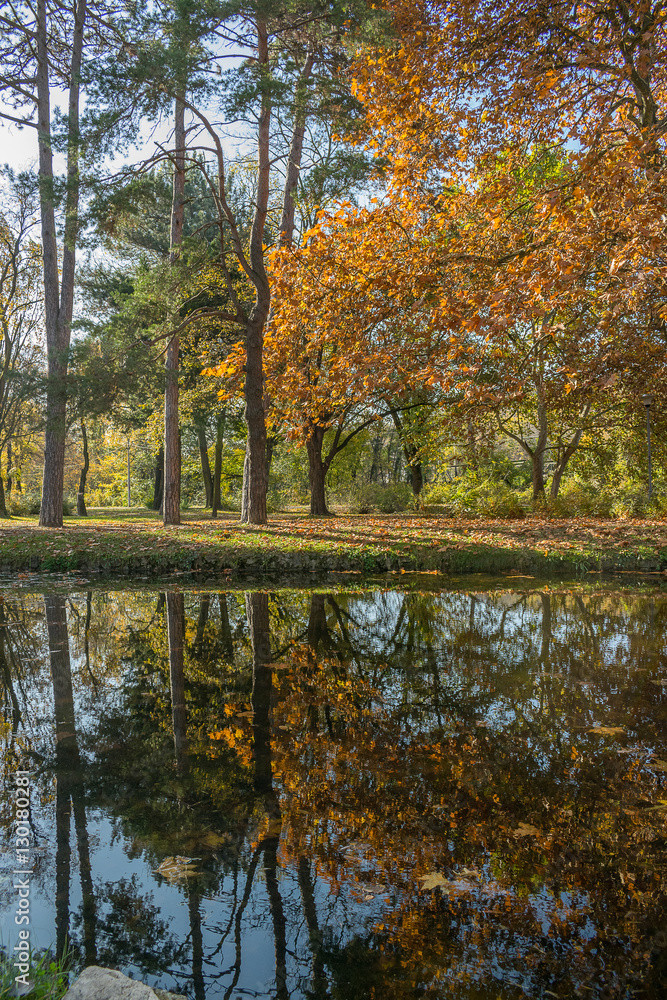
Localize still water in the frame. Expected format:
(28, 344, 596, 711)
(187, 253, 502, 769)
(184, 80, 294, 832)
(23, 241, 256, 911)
(1, 581, 667, 999)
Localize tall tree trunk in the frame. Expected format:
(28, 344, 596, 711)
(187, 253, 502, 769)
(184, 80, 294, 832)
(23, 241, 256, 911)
(193, 594, 210, 657)
(0, 456, 8, 518)
(219, 593, 234, 661)
(163, 96, 186, 526)
(166, 591, 187, 767)
(241, 22, 271, 525)
(6, 439, 12, 496)
(298, 857, 327, 1000)
(278, 53, 314, 245)
(247, 591, 273, 795)
(242, 318, 269, 524)
(306, 425, 329, 516)
(195, 419, 213, 507)
(307, 593, 330, 652)
(45, 596, 74, 959)
(152, 445, 164, 511)
(409, 462, 423, 496)
(0, 599, 21, 731)
(38, 0, 87, 528)
(531, 448, 546, 500)
(188, 890, 206, 1000)
(531, 396, 548, 501)
(211, 412, 225, 518)
(266, 434, 276, 484)
(77, 419, 89, 516)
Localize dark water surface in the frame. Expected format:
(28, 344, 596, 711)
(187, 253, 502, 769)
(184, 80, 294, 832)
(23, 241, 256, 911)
(2, 581, 667, 999)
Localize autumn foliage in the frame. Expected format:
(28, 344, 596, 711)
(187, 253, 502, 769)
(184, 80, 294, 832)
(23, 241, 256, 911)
(203, 0, 667, 507)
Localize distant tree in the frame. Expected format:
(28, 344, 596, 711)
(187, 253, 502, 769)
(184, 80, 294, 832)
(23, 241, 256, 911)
(0, 171, 44, 517)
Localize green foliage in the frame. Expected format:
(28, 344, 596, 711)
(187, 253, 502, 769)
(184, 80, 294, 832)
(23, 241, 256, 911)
(422, 473, 526, 519)
(540, 472, 667, 519)
(341, 481, 414, 514)
(8, 491, 73, 517)
(0, 945, 71, 999)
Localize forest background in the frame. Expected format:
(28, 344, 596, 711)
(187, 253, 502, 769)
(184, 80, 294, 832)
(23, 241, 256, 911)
(0, 0, 666, 529)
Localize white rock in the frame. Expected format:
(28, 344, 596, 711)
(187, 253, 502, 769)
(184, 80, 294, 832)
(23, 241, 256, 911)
(64, 966, 185, 1000)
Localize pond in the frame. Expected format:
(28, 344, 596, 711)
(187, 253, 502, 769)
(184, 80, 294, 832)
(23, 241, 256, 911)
(1, 580, 667, 999)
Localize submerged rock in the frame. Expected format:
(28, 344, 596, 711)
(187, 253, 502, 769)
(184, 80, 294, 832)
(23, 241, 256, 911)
(64, 966, 186, 1000)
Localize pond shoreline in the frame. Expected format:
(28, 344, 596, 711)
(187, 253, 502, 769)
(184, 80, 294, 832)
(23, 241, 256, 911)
(1, 512, 667, 578)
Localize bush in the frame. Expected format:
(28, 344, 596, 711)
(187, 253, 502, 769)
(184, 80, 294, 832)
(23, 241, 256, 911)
(422, 473, 526, 519)
(8, 491, 74, 517)
(338, 481, 415, 514)
(543, 473, 667, 519)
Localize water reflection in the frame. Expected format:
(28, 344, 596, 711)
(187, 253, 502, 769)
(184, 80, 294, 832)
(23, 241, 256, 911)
(1, 584, 667, 998)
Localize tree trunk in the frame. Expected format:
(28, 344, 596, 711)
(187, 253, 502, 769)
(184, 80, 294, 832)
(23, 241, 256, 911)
(219, 593, 234, 661)
(389, 406, 423, 497)
(242, 315, 269, 524)
(163, 96, 186, 526)
(297, 857, 327, 999)
(152, 446, 164, 511)
(531, 448, 546, 500)
(6, 440, 12, 497)
(45, 595, 75, 960)
(279, 54, 314, 245)
(166, 591, 187, 767)
(38, 0, 87, 528)
(306, 425, 329, 516)
(369, 433, 383, 483)
(196, 420, 213, 507)
(550, 414, 589, 498)
(77, 419, 89, 516)
(211, 412, 225, 518)
(247, 591, 273, 794)
(532, 413, 548, 500)
(241, 22, 271, 526)
(266, 434, 276, 484)
(307, 593, 330, 652)
(0, 457, 8, 518)
(193, 594, 210, 657)
(409, 462, 423, 496)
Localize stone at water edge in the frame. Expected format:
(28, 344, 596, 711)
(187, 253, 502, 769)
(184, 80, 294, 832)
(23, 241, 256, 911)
(63, 966, 186, 1000)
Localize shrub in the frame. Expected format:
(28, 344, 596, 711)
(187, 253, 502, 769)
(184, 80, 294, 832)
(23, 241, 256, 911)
(8, 491, 73, 517)
(544, 473, 667, 519)
(422, 473, 526, 519)
(338, 481, 414, 514)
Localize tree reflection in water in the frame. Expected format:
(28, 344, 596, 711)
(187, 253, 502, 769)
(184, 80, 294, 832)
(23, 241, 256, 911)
(0, 584, 667, 998)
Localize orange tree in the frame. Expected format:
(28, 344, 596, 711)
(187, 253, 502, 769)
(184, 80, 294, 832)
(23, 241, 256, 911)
(207, 204, 449, 514)
(261, 0, 667, 499)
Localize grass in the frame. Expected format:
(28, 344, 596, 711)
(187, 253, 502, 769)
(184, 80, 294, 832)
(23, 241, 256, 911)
(0, 946, 71, 998)
(0, 507, 667, 579)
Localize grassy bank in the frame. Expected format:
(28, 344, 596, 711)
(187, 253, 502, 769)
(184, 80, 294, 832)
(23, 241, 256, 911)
(1, 508, 667, 579)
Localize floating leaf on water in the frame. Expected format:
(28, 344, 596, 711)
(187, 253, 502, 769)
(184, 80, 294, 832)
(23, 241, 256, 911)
(513, 823, 541, 837)
(588, 726, 626, 736)
(418, 872, 450, 890)
(650, 759, 667, 771)
(154, 855, 199, 880)
(418, 873, 475, 893)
